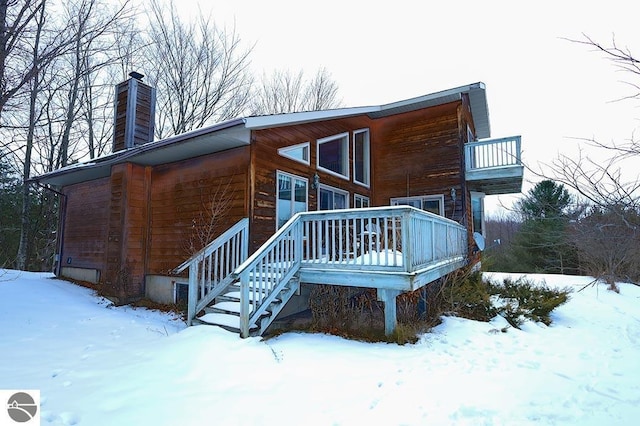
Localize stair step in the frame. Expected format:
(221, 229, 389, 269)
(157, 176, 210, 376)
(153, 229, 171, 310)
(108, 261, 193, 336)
(208, 301, 271, 316)
(223, 290, 281, 303)
(198, 313, 258, 331)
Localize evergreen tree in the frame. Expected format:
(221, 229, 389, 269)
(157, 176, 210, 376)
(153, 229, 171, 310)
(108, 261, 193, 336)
(0, 151, 21, 266)
(507, 180, 578, 274)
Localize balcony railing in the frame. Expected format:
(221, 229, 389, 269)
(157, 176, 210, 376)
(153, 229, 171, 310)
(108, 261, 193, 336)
(465, 136, 521, 171)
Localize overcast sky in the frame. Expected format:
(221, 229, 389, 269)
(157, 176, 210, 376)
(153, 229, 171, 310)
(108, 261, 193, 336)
(175, 0, 639, 215)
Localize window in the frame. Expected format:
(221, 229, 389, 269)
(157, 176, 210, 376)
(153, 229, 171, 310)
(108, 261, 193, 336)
(353, 129, 370, 186)
(317, 132, 349, 179)
(391, 195, 445, 216)
(354, 194, 370, 208)
(276, 171, 308, 229)
(471, 192, 485, 236)
(318, 185, 348, 210)
(278, 142, 310, 165)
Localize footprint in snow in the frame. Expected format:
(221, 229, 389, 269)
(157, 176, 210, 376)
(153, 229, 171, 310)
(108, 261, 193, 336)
(51, 369, 62, 378)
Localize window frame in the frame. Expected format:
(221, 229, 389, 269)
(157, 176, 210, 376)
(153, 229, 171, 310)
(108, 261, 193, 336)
(278, 142, 310, 165)
(316, 132, 350, 180)
(353, 128, 370, 187)
(276, 170, 308, 230)
(470, 191, 485, 237)
(390, 194, 445, 216)
(354, 194, 370, 208)
(317, 184, 349, 211)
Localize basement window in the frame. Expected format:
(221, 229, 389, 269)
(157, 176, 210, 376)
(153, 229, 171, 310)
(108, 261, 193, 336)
(317, 132, 349, 179)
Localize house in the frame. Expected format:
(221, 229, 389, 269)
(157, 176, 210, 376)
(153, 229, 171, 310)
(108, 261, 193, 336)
(33, 75, 523, 337)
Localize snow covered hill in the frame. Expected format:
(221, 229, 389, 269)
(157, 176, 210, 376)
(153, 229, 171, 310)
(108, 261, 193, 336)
(0, 269, 638, 425)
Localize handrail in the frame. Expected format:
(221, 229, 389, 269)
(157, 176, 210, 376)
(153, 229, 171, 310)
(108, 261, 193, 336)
(174, 218, 249, 325)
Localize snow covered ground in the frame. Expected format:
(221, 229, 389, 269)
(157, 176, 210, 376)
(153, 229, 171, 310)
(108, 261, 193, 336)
(1, 269, 639, 425)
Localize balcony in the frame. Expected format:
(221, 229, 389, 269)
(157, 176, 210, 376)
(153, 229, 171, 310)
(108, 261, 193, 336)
(465, 136, 524, 195)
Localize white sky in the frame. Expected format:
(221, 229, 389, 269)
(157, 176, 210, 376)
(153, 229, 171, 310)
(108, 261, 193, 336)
(173, 0, 640, 215)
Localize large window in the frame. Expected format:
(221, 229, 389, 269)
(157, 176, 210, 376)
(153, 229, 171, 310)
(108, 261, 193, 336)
(317, 132, 349, 179)
(276, 172, 308, 229)
(278, 142, 310, 165)
(318, 185, 348, 210)
(391, 195, 444, 216)
(353, 129, 370, 186)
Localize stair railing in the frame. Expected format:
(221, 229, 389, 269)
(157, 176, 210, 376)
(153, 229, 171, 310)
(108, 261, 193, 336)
(174, 218, 249, 325)
(231, 216, 304, 337)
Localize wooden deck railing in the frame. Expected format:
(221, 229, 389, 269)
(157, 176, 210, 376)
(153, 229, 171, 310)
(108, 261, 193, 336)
(465, 136, 522, 171)
(174, 218, 249, 325)
(231, 206, 468, 336)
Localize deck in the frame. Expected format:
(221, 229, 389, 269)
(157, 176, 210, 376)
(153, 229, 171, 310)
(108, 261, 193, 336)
(175, 206, 469, 337)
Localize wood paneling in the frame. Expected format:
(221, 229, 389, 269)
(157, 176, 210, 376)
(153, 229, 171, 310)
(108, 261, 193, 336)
(62, 177, 110, 269)
(148, 147, 250, 273)
(372, 101, 467, 223)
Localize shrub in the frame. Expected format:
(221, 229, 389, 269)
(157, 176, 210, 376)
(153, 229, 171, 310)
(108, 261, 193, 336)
(486, 278, 571, 327)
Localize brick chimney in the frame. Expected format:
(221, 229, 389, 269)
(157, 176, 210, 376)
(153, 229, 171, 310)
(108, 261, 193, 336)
(113, 71, 156, 152)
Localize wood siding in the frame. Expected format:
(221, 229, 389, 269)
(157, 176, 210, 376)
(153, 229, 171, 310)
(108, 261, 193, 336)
(113, 78, 155, 152)
(372, 102, 466, 223)
(103, 163, 149, 301)
(61, 177, 110, 270)
(250, 116, 373, 250)
(148, 147, 250, 274)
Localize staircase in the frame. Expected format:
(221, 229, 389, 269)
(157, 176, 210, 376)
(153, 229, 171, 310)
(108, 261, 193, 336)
(174, 217, 303, 337)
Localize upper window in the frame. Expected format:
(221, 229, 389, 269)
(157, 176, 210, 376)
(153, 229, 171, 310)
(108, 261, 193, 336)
(276, 171, 308, 229)
(391, 195, 445, 216)
(317, 132, 349, 179)
(278, 142, 310, 165)
(353, 129, 370, 186)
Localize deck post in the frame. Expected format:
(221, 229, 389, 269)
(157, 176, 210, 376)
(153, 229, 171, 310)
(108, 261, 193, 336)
(378, 288, 401, 336)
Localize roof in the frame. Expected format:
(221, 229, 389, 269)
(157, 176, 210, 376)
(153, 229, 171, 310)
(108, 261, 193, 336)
(33, 82, 490, 187)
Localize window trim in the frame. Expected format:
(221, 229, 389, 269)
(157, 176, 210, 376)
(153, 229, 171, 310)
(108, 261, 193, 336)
(278, 142, 310, 165)
(390, 194, 445, 216)
(317, 183, 349, 211)
(353, 128, 370, 187)
(316, 132, 350, 180)
(470, 191, 485, 237)
(276, 170, 308, 230)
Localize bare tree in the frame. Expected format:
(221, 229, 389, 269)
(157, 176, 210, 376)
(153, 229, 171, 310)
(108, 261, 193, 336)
(542, 35, 640, 211)
(144, 0, 253, 139)
(251, 67, 342, 115)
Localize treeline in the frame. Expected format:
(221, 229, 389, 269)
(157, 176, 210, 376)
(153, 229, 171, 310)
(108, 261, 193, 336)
(486, 180, 640, 289)
(0, 0, 341, 271)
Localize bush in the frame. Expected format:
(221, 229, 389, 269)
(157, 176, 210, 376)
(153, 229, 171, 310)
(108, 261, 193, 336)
(486, 278, 571, 327)
(439, 271, 571, 329)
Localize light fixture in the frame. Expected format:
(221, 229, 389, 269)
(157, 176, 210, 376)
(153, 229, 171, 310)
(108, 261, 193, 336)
(311, 173, 320, 189)
(450, 187, 457, 202)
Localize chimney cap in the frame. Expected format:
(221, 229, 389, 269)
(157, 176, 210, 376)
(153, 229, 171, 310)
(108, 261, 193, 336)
(129, 71, 144, 81)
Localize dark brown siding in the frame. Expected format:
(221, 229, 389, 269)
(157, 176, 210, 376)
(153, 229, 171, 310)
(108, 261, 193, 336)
(113, 78, 155, 151)
(372, 102, 466, 223)
(251, 116, 373, 250)
(61, 177, 110, 270)
(148, 147, 250, 273)
(103, 163, 149, 300)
